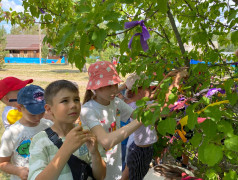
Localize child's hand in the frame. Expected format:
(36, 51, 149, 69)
(64, 125, 91, 154)
(167, 68, 188, 78)
(176, 70, 188, 80)
(85, 132, 98, 155)
(17, 166, 29, 180)
(166, 69, 181, 77)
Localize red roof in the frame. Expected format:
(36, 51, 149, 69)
(5, 35, 45, 51)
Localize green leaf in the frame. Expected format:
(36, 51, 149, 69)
(231, 30, 238, 45)
(107, 22, 123, 31)
(104, 12, 121, 21)
(78, 5, 91, 13)
(80, 33, 87, 56)
(198, 143, 206, 163)
(217, 120, 234, 137)
(201, 119, 217, 138)
(58, 24, 76, 51)
(228, 9, 237, 23)
(190, 133, 202, 147)
(158, 0, 168, 13)
(142, 97, 150, 102)
(143, 111, 154, 126)
(204, 144, 223, 166)
(224, 79, 234, 94)
(29, 5, 38, 17)
(224, 170, 237, 180)
(201, 96, 210, 105)
(161, 107, 170, 115)
(157, 118, 176, 136)
(227, 93, 238, 106)
(168, 93, 176, 101)
(120, 37, 128, 55)
(187, 112, 198, 130)
(203, 106, 221, 122)
(136, 99, 146, 107)
(206, 169, 219, 180)
(224, 136, 238, 152)
(92, 31, 97, 41)
(93, 29, 107, 49)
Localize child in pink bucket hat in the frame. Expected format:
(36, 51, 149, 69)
(86, 61, 123, 90)
(81, 61, 143, 180)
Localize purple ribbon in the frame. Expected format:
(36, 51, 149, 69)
(206, 88, 225, 97)
(39, 8, 46, 14)
(125, 20, 150, 52)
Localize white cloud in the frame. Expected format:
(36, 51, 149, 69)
(1, 0, 24, 12)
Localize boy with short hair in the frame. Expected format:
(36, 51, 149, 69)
(0, 77, 33, 129)
(28, 80, 106, 180)
(0, 85, 53, 180)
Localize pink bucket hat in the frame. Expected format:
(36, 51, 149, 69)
(87, 61, 123, 90)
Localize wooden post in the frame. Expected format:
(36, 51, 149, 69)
(39, 24, 41, 65)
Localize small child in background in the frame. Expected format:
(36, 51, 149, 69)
(0, 77, 33, 129)
(80, 61, 143, 180)
(117, 85, 130, 171)
(28, 80, 106, 180)
(0, 85, 53, 180)
(121, 73, 158, 180)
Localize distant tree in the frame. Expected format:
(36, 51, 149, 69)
(10, 24, 46, 35)
(41, 43, 49, 63)
(0, 26, 7, 69)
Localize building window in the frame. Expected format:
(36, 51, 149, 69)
(12, 50, 20, 53)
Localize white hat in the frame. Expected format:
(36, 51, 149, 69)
(125, 73, 141, 90)
(125, 73, 159, 90)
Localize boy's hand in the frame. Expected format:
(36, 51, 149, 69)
(85, 133, 98, 155)
(64, 125, 91, 154)
(17, 166, 29, 180)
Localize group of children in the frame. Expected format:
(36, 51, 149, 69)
(0, 60, 188, 180)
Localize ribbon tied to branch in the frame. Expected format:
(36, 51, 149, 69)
(124, 20, 150, 52)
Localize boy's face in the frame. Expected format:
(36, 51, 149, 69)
(19, 106, 45, 126)
(46, 89, 81, 124)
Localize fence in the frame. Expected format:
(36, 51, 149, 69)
(4, 57, 65, 64)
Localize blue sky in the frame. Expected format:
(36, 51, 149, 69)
(0, 0, 23, 33)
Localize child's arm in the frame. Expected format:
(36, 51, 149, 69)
(85, 133, 106, 180)
(90, 119, 142, 150)
(150, 69, 188, 100)
(31, 126, 93, 180)
(0, 156, 29, 180)
(165, 70, 188, 103)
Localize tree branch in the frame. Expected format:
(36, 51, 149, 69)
(167, 3, 189, 67)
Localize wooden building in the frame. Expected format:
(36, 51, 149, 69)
(5, 35, 45, 58)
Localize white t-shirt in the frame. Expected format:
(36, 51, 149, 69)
(28, 130, 91, 180)
(0, 118, 53, 180)
(80, 97, 134, 180)
(2, 106, 22, 129)
(128, 101, 158, 146)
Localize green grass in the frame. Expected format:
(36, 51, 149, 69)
(0, 63, 90, 179)
(0, 64, 89, 100)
